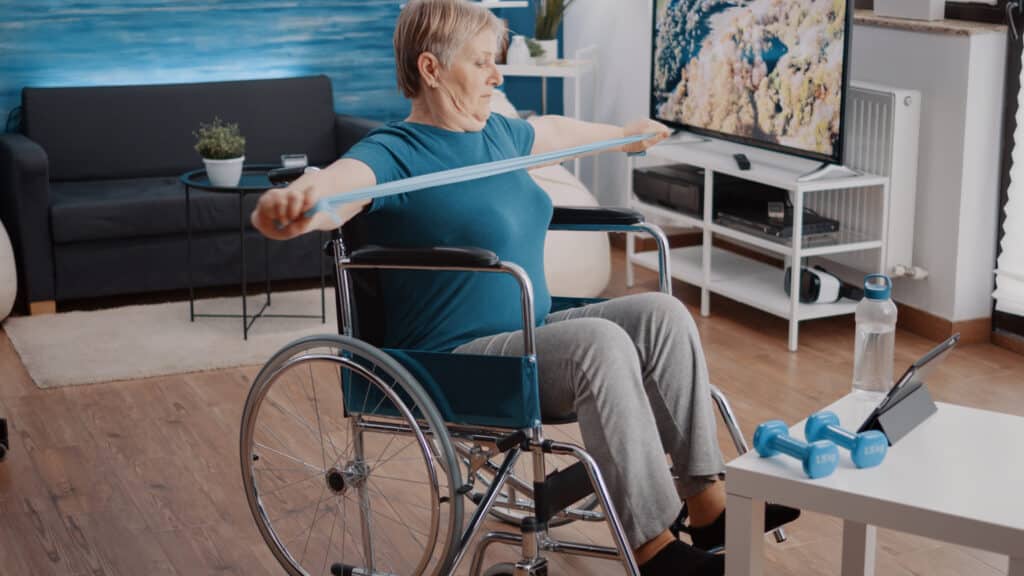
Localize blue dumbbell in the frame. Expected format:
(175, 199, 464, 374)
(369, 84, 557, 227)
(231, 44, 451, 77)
(805, 411, 888, 468)
(753, 420, 839, 479)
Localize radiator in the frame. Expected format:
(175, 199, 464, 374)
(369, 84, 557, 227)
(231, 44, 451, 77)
(810, 81, 922, 277)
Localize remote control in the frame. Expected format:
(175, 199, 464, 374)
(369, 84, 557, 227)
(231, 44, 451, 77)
(734, 153, 751, 170)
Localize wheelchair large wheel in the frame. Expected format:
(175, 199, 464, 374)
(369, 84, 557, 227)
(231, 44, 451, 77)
(241, 335, 463, 576)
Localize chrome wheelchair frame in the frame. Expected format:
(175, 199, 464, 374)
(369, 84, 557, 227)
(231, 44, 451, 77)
(240, 202, 780, 576)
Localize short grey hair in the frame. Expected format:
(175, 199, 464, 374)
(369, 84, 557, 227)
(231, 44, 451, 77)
(394, 0, 507, 98)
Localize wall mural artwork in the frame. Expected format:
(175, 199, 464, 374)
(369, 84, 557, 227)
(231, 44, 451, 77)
(0, 0, 410, 129)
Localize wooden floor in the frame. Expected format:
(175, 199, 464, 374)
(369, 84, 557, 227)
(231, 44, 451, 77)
(1, 249, 1022, 575)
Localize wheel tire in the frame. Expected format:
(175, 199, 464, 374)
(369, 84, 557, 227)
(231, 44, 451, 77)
(241, 335, 463, 576)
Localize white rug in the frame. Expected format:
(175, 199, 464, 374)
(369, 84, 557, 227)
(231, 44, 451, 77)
(3, 289, 338, 389)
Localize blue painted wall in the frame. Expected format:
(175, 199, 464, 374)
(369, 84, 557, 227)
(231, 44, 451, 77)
(0, 0, 560, 132)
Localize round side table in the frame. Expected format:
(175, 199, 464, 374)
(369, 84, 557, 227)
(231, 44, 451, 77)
(180, 164, 326, 339)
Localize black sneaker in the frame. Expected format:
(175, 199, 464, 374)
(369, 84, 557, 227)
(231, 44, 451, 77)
(671, 503, 801, 551)
(640, 540, 724, 576)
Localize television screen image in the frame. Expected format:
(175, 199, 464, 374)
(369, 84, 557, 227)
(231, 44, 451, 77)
(651, 0, 851, 163)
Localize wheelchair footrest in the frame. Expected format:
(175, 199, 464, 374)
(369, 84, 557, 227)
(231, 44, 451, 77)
(534, 462, 594, 525)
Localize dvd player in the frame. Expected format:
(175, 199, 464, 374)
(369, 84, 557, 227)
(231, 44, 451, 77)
(716, 208, 839, 238)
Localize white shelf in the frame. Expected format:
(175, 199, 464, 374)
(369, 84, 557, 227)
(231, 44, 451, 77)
(626, 141, 889, 351)
(649, 136, 888, 193)
(476, 0, 529, 7)
(631, 246, 859, 322)
(497, 60, 593, 78)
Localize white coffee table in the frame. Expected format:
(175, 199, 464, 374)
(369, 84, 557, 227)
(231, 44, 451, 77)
(725, 393, 1024, 575)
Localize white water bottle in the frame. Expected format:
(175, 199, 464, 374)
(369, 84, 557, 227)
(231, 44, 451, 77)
(852, 274, 897, 401)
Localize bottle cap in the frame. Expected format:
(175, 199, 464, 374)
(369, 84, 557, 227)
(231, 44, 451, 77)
(863, 274, 892, 300)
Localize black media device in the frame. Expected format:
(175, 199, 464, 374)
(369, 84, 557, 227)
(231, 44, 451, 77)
(857, 333, 960, 444)
(734, 153, 751, 170)
(632, 163, 706, 217)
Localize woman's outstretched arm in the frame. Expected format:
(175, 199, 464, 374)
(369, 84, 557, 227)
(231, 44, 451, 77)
(528, 115, 671, 156)
(251, 157, 374, 240)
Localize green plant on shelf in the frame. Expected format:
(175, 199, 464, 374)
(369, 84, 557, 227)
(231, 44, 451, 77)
(534, 0, 575, 41)
(526, 37, 544, 58)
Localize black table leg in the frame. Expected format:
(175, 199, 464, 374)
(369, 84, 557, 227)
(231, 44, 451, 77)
(187, 185, 194, 322)
(241, 193, 248, 340)
(320, 231, 327, 324)
(265, 234, 271, 308)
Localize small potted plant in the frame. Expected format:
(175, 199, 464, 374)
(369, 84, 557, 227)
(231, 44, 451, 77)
(533, 0, 575, 64)
(194, 117, 246, 187)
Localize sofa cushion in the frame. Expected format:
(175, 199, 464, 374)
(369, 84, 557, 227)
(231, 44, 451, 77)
(23, 75, 338, 181)
(50, 178, 261, 244)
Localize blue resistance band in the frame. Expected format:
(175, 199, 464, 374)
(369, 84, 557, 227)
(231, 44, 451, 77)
(303, 132, 657, 224)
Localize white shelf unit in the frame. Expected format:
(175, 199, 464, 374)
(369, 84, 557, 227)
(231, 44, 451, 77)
(626, 137, 890, 351)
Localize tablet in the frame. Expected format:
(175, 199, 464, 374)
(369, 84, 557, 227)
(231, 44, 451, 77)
(857, 333, 959, 434)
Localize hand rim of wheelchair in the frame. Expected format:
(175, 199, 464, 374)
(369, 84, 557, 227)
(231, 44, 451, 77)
(240, 334, 464, 576)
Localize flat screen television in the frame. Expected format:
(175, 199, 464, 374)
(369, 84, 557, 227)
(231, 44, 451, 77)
(651, 0, 853, 164)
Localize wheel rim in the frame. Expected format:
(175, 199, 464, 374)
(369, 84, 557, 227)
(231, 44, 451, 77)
(241, 336, 462, 576)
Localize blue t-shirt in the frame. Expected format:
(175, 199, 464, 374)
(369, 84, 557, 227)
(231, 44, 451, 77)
(343, 114, 553, 352)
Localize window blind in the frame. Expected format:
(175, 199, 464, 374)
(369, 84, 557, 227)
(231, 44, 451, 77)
(994, 43, 1024, 316)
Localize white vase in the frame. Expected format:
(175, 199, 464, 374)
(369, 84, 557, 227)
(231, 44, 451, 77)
(535, 39, 558, 65)
(203, 156, 245, 187)
(507, 35, 531, 66)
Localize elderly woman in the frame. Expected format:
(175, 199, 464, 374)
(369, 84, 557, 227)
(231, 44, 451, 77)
(252, 0, 797, 574)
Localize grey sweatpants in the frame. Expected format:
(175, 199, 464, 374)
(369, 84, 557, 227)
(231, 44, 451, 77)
(454, 292, 726, 547)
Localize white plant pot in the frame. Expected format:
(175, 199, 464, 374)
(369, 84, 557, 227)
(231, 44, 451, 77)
(203, 156, 245, 187)
(534, 39, 558, 65)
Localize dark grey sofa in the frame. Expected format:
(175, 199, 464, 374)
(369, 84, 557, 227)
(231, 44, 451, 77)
(0, 75, 380, 313)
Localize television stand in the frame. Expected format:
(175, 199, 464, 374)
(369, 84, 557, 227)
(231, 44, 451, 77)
(797, 162, 861, 182)
(624, 138, 889, 351)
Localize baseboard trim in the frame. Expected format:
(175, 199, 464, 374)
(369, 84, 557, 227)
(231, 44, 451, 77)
(29, 300, 56, 315)
(993, 330, 1024, 356)
(895, 303, 991, 344)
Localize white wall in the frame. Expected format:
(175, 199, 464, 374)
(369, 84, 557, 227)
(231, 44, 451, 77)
(567, 7, 1007, 323)
(850, 25, 1006, 321)
(563, 0, 651, 206)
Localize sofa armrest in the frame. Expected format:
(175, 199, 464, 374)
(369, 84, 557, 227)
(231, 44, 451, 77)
(334, 114, 383, 157)
(0, 133, 55, 307)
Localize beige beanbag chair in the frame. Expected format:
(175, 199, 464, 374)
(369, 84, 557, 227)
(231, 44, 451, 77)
(491, 90, 611, 297)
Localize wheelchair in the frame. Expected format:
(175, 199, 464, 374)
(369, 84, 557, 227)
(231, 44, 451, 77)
(240, 171, 776, 576)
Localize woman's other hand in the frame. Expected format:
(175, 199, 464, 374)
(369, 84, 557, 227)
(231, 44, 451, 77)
(621, 119, 671, 153)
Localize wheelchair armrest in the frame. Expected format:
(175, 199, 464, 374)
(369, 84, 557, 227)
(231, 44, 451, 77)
(347, 245, 501, 269)
(548, 206, 644, 230)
